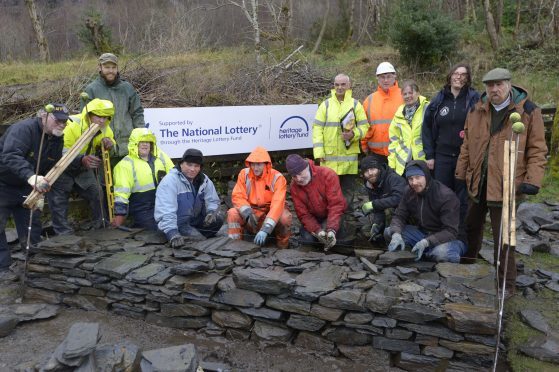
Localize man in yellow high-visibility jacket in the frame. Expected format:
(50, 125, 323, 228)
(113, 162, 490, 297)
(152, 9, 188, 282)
(313, 73, 369, 208)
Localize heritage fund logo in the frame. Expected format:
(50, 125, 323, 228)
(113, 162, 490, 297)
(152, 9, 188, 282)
(278, 116, 310, 139)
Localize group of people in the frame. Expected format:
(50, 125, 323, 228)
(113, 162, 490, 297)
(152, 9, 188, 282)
(0, 55, 548, 298)
(311, 62, 547, 297)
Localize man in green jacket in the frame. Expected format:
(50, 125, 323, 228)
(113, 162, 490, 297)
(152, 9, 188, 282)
(82, 53, 145, 161)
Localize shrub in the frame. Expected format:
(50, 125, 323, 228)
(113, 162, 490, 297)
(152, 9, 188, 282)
(388, 0, 459, 69)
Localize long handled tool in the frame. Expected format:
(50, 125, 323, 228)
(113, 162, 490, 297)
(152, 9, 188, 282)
(492, 114, 525, 371)
(20, 104, 54, 298)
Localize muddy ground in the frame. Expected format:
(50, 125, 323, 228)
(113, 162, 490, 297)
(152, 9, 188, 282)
(0, 307, 398, 371)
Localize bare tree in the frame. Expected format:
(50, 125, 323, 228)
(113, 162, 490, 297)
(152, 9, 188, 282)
(495, 0, 504, 33)
(344, 0, 355, 48)
(513, 0, 521, 40)
(224, 0, 262, 64)
(24, 0, 49, 62)
(312, 0, 330, 54)
(465, 0, 477, 23)
(483, 0, 500, 49)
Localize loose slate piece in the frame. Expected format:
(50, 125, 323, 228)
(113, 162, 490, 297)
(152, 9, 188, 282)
(141, 344, 199, 372)
(232, 267, 295, 295)
(93, 253, 148, 279)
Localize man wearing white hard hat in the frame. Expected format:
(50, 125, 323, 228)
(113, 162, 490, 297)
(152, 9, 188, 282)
(361, 62, 403, 163)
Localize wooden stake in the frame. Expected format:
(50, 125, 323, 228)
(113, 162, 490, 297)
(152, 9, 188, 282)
(23, 123, 101, 209)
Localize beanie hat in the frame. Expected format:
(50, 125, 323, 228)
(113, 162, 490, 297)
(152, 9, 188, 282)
(286, 154, 308, 176)
(181, 148, 203, 165)
(360, 155, 382, 173)
(405, 165, 425, 178)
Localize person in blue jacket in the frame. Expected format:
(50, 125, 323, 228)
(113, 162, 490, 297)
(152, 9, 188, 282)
(154, 148, 224, 247)
(421, 63, 480, 241)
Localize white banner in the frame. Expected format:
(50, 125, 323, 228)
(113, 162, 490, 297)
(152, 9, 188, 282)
(144, 104, 318, 158)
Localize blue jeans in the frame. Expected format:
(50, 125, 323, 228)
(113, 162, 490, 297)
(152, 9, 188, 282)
(384, 225, 466, 263)
(0, 185, 42, 270)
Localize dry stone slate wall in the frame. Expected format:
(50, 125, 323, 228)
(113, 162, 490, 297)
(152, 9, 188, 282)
(23, 229, 499, 371)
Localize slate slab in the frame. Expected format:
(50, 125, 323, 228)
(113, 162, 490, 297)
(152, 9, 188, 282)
(323, 327, 372, 346)
(286, 314, 326, 331)
(436, 262, 493, 280)
(266, 296, 311, 315)
(171, 261, 210, 276)
(207, 239, 260, 258)
(319, 289, 365, 311)
(212, 288, 265, 308)
(252, 320, 293, 342)
(439, 339, 494, 354)
(0, 315, 19, 337)
(293, 265, 346, 300)
(183, 273, 223, 297)
(211, 310, 252, 329)
(233, 267, 295, 295)
(94, 342, 141, 372)
(365, 283, 401, 314)
(126, 263, 166, 284)
(372, 317, 397, 328)
(63, 322, 100, 359)
(274, 249, 310, 266)
(372, 336, 420, 354)
(133, 230, 167, 244)
(388, 303, 445, 324)
(309, 304, 344, 322)
(160, 303, 210, 317)
(94, 253, 148, 279)
(444, 303, 496, 335)
(337, 345, 391, 365)
(519, 309, 551, 334)
(518, 335, 559, 364)
(145, 314, 208, 330)
(344, 312, 373, 324)
(237, 306, 284, 320)
(395, 352, 446, 371)
(517, 202, 550, 233)
(0, 303, 60, 322)
(400, 323, 464, 341)
(35, 235, 87, 256)
(376, 251, 416, 266)
(516, 275, 536, 288)
(141, 344, 199, 372)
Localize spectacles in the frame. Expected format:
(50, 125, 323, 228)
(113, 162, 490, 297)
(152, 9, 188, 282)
(452, 72, 468, 78)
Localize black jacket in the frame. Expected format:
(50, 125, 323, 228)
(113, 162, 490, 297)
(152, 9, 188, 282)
(390, 160, 460, 246)
(365, 163, 406, 211)
(422, 86, 480, 159)
(0, 117, 63, 188)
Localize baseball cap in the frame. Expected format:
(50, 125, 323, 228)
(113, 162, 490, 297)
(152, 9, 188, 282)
(51, 103, 72, 122)
(99, 53, 118, 65)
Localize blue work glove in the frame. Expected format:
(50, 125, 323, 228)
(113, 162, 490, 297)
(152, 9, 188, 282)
(387, 233, 405, 252)
(254, 231, 268, 246)
(361, 201, 374, 215)
(411, 239, 430, 261)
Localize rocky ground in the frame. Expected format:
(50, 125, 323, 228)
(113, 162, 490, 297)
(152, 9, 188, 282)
(0, 201, 558, 371)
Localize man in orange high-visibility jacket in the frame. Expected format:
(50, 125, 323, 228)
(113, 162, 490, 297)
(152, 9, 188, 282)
(227, 146, 292, 248)
(361, 62, 404, 162)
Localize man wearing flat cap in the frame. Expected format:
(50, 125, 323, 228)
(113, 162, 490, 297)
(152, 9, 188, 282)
(385, 160, 466, 263)
(83, 52, 145, 162)
(155, 148, 223, 247)
(456, 68, 547, 297)
(0, 104, 69, 280)
(286, 154, 351, 251)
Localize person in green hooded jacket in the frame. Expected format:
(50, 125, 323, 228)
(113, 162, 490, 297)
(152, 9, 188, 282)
(112, 128, 173, 230)
(82, 53, 145, 162)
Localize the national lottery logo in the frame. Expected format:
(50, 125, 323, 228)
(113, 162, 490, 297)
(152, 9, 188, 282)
(439, 106, 449, 116)
(278, 115, 310, 139)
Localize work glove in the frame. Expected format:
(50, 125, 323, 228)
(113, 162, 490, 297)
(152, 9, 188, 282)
(101, 137, 113, 150)
(111, 215, 126, 228)
(246, 212, 259, 232)
(203, 210, 218, 226)
(411, 239, 430, 261)
(361, 201, 374, 215)
(81, 155, 101, 169)
(169, 234, 186, 248)
(519, 183, 539, 195)
(317, 230, 327, 241)
(36, 196, 45, 211)
(254, 231, 268, 246)
(387, 233, 405, 252)
(324, 230, 337, 251)
(368, 224, 382, 242)
(27, 175, 50, 193)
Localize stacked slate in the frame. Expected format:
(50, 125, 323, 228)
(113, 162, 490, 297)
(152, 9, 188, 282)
(20, 229, 513, 370)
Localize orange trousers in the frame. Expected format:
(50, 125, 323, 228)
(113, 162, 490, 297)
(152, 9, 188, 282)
(227, 207, 292, 249)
